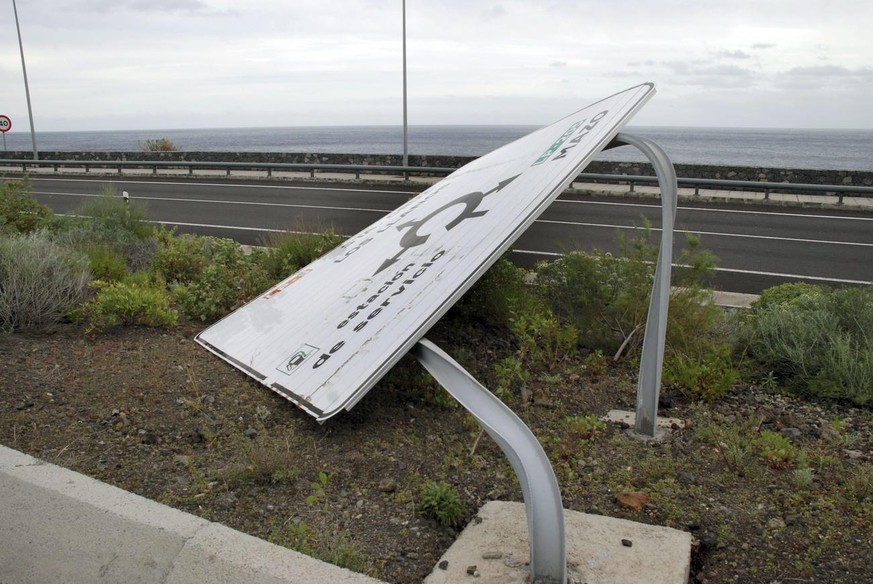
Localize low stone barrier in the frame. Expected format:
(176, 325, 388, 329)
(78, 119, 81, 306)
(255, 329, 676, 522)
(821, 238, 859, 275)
(4, 150, 872, 186)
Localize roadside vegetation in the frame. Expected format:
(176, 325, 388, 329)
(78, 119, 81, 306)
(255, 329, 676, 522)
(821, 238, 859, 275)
(140, 137, 179, 152)
(2, 179, 872, 583)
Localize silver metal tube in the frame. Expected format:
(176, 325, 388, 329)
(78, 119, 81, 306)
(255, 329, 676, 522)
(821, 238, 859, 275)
(12, 0, 38, 161)
(402, 0, 408, 168)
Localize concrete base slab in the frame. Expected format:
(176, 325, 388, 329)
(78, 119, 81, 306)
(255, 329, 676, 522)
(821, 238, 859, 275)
(424, 501, 690, 584)
(603, 410, 686, 441)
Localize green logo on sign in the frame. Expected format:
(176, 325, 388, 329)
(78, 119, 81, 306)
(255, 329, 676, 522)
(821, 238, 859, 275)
(532, 120, 584, 166)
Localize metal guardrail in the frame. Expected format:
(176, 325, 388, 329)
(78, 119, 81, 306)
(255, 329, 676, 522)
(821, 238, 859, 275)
(2, 158, 873, 204)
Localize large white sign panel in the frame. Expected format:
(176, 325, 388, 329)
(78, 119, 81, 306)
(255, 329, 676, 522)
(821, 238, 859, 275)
(196, 84, 655, 421)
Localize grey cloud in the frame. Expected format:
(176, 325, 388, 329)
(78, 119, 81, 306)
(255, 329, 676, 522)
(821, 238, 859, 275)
(662, 61, 758, 87)
(752, 43, 776, 50)
(549, 61, 568, 67)
(713, 50, 752, 59)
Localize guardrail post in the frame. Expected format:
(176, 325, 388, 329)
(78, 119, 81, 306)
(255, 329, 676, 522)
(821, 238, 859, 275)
(310, 169, 316, 178)
(838, 192, 845, 205)
(153, 165, 157, 176)
(629, 179, 635, 192)
(118, 164, 122, 175)
(764, 188, 770, 200)
(267, 167, 273, 178)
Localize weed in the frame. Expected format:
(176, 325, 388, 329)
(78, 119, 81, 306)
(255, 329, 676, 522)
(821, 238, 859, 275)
(151, 231, 208, 284)
(663, 346, 739, 401)
(792, 467, 815, 489)
(419, 480, 464, 527)
(564, 414, 606, 441)
(305, 471, 331, 511)
(493, 356, 529, 401)
(582, 350, 609, 377)
(757, 431, 805, 470)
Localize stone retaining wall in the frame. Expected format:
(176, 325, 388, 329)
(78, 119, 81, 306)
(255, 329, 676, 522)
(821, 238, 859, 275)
(4, 151, 872, 186)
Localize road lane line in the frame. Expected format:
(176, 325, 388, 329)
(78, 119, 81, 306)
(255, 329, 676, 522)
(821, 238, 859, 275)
(555, 198, 873, 222)
(22, 177, 417, 196)
(535, 219, 873, 248)
(510, 250, 873, 286)
(33, 190, 392, 215)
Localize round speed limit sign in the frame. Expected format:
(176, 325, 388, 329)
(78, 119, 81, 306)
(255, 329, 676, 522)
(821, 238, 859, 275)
(0, 115, 11, 133)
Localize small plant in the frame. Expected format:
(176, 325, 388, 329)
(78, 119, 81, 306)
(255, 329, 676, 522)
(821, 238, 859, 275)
(792, 467, 815, 489)
(0, 231, 90, 331)
(305, 470, 331, 511)
(757, 431, 804, 470)
(583, 350, 608, 377)
(79, 273, 177, 332)
(141, 137, 179, 152)
(493, 356, 529, 401)
(564, 414, 606, 441)
(419, 480, 464, 527)
(151, 231, 208, 284)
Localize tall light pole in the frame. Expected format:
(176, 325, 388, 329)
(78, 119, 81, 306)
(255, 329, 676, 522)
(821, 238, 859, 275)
(402, 0, 408, 168)
(12, 0, 38, 161)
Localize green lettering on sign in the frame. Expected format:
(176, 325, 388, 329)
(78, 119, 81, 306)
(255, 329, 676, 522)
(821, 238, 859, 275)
(532, 120, 584, 166)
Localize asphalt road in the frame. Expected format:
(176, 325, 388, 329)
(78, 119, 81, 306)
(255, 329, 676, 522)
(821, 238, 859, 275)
(15, 176, 873, 294)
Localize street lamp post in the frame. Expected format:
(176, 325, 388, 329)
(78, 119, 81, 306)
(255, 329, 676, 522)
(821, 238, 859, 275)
(12, 0, 38, 161)
(402, 0, 408, 168)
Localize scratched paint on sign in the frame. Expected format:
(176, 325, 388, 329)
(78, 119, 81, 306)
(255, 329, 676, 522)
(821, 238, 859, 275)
(196, 84, 655, 421)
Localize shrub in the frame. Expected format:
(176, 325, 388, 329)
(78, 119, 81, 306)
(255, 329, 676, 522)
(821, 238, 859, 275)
(535, 225, 719, 359)
(0, 180, 54, 234)
(663, 345, 739, 401)
(172, 237, 271, 322)
(141, 137, 178, 152)
(419, 481, 464, 527)
(258, 229, 345, 281)
(79, 273, 177, 331)
(151, 231, 209, 284)
(453, 256, 542, 329)
(0, 231, 90, 331)
(564, 414, 606, 440)
(57, 190, 157, 272)
(83, 242, 128, 282)
(741, 283, 873, 405)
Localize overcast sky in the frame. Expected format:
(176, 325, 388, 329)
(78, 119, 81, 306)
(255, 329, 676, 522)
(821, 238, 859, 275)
(2, 0, 872, 132)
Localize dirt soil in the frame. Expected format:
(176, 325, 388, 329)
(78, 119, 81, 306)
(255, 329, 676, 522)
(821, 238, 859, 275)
(2, 316, 872, 584)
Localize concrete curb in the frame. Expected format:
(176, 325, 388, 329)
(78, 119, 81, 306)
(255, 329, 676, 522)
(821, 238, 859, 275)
(0, 445, 384, 584)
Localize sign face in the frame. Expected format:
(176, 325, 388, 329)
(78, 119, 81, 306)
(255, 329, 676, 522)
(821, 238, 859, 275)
(196, 83, 655, 421)
(0, 115, 11, 133)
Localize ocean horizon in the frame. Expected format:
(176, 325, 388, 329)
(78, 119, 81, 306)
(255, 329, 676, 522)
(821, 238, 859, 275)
(3, 125, 872, 171)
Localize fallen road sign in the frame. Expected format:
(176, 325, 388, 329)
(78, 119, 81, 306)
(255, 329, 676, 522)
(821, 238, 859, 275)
(196, 83, 656, 421)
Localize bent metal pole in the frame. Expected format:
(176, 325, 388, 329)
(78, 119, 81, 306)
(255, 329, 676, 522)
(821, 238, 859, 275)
(605, 133, 678, 437)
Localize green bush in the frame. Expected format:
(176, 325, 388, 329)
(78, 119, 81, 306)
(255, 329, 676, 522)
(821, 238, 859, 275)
(0, 231, 90, 331)
(0, 180, 54, 234)
(419, 481, 464, 527)
(83, 242, 128, 282)
(535, 226, 719, 358)
(258, 229, 345, 281)
(172, 237, 270, 322)
(151, 231, 209, 284)
(57, 190, 157, 272)
(453, 256, 542, 328)
(80, 273, 177, 331)
(741, 283, 873, 405)
(663, 346, 739, 401)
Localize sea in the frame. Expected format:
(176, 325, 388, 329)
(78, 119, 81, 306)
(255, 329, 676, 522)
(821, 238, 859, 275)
(2, 125, 872, 171)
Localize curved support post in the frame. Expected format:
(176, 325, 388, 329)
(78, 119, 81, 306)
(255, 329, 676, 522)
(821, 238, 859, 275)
(413, 339, 566, 584)
(606, 133, 678, 437)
